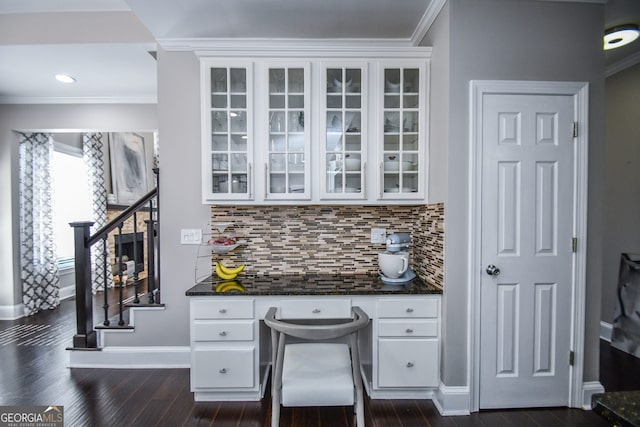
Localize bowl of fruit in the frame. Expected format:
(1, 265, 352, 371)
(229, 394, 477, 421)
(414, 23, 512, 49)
(208, 236, 244, 253)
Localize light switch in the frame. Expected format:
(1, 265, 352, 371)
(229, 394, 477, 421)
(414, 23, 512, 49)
(371, 228, 387, 244)
(181, 229, 202, 245)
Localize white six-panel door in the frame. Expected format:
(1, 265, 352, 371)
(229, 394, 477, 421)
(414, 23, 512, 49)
(479, 93, 575, 408)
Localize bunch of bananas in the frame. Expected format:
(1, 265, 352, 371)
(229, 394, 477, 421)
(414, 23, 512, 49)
(215, 280, 245, 293)
(215, 261, 245, 280)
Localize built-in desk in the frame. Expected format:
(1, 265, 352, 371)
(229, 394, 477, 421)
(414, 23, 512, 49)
(185, 274, 442, 402)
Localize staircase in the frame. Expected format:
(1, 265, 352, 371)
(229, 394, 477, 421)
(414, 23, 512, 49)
(68, 168, 163, 349)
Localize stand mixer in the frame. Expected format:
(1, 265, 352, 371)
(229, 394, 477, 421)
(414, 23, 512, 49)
(378, 232, 416, 284)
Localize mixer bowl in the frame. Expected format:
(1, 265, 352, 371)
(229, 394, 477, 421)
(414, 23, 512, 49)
(378, 251, 409, 279)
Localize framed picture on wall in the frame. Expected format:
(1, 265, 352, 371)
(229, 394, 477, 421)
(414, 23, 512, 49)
(109, 132, 148, 205)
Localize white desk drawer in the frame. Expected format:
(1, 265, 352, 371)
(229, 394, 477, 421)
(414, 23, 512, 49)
(193, 320, 254, 342)
(192, 348, 255, 389)
(378, 319, 438, 337)
(377, 298, 438, 318)
(378, 339, 438, 388)
(278, 299, 351, 319)
(192, 299, 254, 319)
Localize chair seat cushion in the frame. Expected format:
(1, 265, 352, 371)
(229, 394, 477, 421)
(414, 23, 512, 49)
(281, 343, 355, 407)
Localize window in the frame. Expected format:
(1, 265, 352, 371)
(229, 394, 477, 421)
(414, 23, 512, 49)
(51, 143, 93, 266)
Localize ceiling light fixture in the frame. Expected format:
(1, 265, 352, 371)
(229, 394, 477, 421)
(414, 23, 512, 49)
(55, 74, 76, 84)
(604, 24, 640, 50)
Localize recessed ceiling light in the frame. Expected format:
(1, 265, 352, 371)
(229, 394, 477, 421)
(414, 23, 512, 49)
(604, 24, 640, 50)
(55, 74, 76, 83)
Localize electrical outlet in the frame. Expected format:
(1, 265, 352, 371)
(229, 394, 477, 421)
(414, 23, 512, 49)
(371, 228, 387, 244)
(181, 228, 202, 245)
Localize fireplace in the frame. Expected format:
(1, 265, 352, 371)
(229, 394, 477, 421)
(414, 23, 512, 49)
(114, 232, 145, 274)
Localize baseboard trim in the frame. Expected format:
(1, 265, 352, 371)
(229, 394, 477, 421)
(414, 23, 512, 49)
(59, 285, 75, 301)
(0, 285, 74, 320)
(433, 382, 471, 416)
(582, 381, 605, 410)
(68, 345, 191, 369)
(600, 321, 613, 342)
(0, 303, 24, 320)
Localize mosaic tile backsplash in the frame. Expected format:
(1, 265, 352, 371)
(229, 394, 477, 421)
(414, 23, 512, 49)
(210, 203, 444, 288)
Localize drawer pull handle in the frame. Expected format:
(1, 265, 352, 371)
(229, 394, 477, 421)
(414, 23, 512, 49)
(406, 308, 414, 313)
(406, 328, 414, 333)
(219, 309, 227, 314)
(406, 362, 414, 368)
(312, 308, 321, 313)
(219, 331, 228, 336)
(219, 368, 227, 374)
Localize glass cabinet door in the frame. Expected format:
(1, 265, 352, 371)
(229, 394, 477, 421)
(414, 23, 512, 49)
(381, 65, 424, 199)
(321, 65, 366, 199)
(206, 64, 253, 200)
(266, 64, 310, 199)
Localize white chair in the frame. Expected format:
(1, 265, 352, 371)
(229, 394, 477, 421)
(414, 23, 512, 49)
(264, 306, 370, 427)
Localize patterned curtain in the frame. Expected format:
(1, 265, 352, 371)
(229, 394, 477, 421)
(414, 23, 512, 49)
(19, 133, 60, 316)
(83, 133, 114, 292)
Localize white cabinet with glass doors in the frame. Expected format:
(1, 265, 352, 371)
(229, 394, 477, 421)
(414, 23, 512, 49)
(320, 63, 368, 200)
(201, 61, 254, 202)
(264, 63, 311, 200)
(200, 51, 429, 205)
(378, 62, 426, 200)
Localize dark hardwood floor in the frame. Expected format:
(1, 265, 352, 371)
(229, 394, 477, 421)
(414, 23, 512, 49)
(1, 298, 637, 426)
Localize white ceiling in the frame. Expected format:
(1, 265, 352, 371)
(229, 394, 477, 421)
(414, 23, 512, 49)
(0, 43, 157, 103)
(0, 0, 638, 104)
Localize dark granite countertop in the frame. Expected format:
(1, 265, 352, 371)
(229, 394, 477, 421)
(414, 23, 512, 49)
(185, 274, 442, 296)
(592, 391, 640, 427)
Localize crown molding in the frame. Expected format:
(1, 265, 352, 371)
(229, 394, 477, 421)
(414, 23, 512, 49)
(410, 0, 447, 46)
(160, 37, 431, 56)
(182, 38, 431, 58)
(606, 50, 640, 77)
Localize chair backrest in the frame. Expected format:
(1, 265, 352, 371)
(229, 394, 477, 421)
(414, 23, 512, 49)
(264, 306, 369, 341)
(265, 306, 370, 427)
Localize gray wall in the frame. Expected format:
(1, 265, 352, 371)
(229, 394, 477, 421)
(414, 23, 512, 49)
(421, 0, 450, 381)
(601, 63, 640, 324)
(422, 2, 449, 205)
(428, 0, 605, 386)
(0, 11, 154, 44)
(104, 48, 210, 346)
(0, 104, 157, 311)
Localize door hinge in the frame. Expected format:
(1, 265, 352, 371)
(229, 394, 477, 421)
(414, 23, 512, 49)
(572, 122, 579, 138)
(572, 237, 578, 253)
(569, 351, 575, 366)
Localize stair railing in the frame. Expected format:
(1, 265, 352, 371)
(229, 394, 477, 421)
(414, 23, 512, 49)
(69, 169, 160, 349)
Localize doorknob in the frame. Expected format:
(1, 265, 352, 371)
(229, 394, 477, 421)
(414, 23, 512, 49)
(486, 264, 501, 276)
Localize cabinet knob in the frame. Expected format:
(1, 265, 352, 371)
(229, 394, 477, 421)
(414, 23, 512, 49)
(406, 308, 414, 313)
(219, 331, 228, 336)
(312, 308, 321, 313)
(219, 368, 227, 374)
(219, 308, 227, 314)
(405, 328, 414, 333)
(406, 362, 414, 368)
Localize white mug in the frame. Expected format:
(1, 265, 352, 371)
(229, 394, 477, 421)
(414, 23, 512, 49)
(378, 251, 409, 279)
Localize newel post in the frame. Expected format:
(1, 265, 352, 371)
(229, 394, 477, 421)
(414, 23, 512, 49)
(70, 221, 97, 349)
